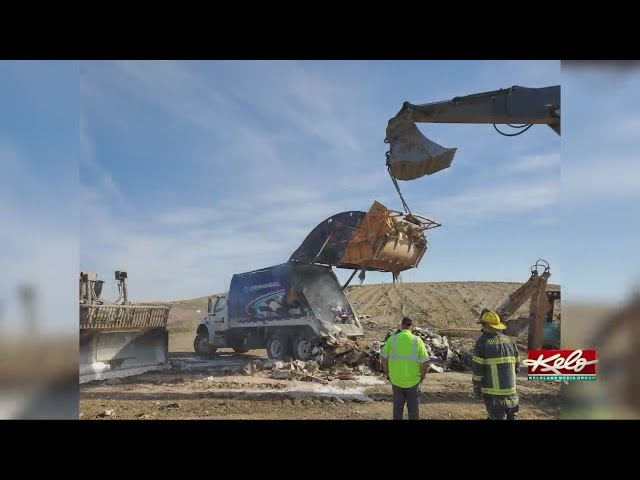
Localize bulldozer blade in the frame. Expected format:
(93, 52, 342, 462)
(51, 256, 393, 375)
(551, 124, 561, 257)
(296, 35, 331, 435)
(386, 110, 457, 181)
(79, 304, 170, 383)
(80, 328, 168, 383)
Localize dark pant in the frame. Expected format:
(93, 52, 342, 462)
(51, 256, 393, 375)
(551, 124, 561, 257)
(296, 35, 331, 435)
(484, 396, 519, 420)
(392, 384, 420, 420)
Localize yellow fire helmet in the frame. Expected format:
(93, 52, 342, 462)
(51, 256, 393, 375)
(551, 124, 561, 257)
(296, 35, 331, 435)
(480, 310, 506, 330)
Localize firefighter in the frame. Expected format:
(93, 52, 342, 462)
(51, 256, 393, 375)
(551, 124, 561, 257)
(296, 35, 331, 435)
(380, 317, 430, 420)
(472, 310, 520, 420)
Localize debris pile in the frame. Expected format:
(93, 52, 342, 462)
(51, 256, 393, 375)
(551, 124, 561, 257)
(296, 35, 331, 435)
(239, 326, 474, 382)
(390, 327, 474, 372)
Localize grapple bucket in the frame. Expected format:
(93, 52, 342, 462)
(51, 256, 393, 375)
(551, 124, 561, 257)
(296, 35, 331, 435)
(289, 201, 440, 275)
(340, 201, 440, 274)
(79, 304, 170, 383)
(386, 108, 457, 181)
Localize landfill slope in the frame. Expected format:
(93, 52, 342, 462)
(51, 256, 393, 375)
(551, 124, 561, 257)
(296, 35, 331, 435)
(79, 281, 561, 420)
(164, 281, 560, 353)
(345, 281, 560, 331)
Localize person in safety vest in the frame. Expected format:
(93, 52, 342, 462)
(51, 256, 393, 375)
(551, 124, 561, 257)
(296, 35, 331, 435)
(472, 310, 521, 420)
(380, 316, 429, 420)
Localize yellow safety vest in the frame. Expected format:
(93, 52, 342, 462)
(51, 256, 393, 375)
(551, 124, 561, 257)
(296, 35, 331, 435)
(381, 330, 429, 388)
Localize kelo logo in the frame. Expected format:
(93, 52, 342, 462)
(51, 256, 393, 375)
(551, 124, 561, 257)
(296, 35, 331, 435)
(523, 350, 598, 382)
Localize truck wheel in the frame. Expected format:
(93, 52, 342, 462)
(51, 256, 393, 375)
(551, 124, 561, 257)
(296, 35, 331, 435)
(194, 333, 217, 358)
(293, 335, 313, 361)
(267, 334, 291, 360)
(231, 341, 250, 354)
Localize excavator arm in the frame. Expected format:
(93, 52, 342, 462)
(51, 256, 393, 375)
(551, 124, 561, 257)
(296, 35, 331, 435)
(491, 260, 556, 350)
(385, 85, 561, 181)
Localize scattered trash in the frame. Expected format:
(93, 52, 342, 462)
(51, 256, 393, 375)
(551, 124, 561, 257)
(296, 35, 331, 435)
(262, 360, 275, 370)
(304, 360, 320, 374)
(96, 409, 115, 418)
(272, 369, 291, 380)
(159, 403, 180, 411)
(429, 364, 444, 373)
(253, 360, 264, 371)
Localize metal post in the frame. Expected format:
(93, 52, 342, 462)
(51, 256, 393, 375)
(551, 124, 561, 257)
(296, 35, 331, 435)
(342, 269, 358, 290)
(527, 274, 550, 350)
(123, 277, 129, 305)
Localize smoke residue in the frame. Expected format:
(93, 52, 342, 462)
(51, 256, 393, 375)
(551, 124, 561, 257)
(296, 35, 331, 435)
(293, 265, 353, 324)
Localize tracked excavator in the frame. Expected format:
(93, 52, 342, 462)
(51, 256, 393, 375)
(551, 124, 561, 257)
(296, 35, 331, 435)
(79, 271, 170, 383)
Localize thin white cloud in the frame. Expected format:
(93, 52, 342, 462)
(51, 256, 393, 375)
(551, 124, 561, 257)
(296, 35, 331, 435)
(426, 181, 559, 225)
(80, 179, 374, 301)
(80, 60, 562, 301)
(508, 153, 560, 173)
(604, 115, 640, 139)
(153, 207, 226, 227)
(563, 154, 640, 203)
(80, 111, 123, 200)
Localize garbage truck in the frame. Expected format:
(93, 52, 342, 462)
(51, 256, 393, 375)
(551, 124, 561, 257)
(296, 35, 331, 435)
(194, 262, 364, 361)
(194, 200, 439, 361)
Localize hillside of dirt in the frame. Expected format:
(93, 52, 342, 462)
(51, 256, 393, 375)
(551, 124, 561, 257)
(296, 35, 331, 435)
(161, 281, 560, 353)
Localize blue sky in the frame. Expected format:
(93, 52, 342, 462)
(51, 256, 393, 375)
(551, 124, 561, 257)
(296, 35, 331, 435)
(562, 64, 640, 303)
(80, 60, 562, 302)
(0, 61, 78, 334)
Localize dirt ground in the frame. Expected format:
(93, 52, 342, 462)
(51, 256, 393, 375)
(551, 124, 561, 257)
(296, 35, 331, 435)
(80, 365, 560, 420)
(79, 281, 562, 420)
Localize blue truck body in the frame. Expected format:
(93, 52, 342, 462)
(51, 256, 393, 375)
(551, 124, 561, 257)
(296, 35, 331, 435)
(195, 262, 364, 361)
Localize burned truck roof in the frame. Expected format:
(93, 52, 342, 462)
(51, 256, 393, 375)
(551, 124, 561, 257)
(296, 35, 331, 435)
(289, 201, 440, 276)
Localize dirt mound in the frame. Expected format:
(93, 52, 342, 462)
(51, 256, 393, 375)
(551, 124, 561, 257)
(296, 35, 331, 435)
(166, 282, 560, 333)
(345, 282, 560, 331)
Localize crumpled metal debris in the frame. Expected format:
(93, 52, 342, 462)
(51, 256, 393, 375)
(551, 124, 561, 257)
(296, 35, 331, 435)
(257, 326, 476, 382)
(316, 327, 474, 375)
(269, 360, 327, 383)
(405, 327, 474, 372)
(272, 369, 291, 380)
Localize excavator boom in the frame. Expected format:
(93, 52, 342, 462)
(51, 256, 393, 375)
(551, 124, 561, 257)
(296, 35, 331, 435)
(385, 85, 561, 181)
(491, 260, 559, 350)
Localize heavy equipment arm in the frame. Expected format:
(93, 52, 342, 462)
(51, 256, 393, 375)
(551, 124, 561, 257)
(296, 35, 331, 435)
(385, 85, 561, 181)
(488, 260, 559, 350)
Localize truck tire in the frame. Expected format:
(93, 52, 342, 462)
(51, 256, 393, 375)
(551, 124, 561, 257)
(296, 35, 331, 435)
(293, 334, 313, 361)
(267, 334, 291, 360)
(194, 333, 217, 358)
(231, 341, 250, 354)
